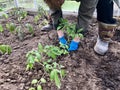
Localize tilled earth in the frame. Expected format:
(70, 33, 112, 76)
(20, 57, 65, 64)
(0, 12, 120, 90)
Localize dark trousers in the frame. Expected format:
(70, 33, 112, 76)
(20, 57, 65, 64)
(97, 0, 116, 24)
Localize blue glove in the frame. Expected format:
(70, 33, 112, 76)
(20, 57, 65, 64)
(59, 36, 67, 45)
(68, 41, 79, 51)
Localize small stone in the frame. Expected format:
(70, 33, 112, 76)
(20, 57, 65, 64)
(11, 80, 17, 83)
(28, 72, 32, 75)
(0, 79, 4, 84)
(6, 79, 11, 82)
(4, 60, 9, 64)
(21, 78, 26, 82)
(25, 86, 29, 89)
(106, 88, 111, 90)
(19, 83, 25, 90)
(117, 76, 120, 80)
(5, 73, 9, 77)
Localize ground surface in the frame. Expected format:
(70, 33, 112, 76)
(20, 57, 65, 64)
(0, 13, 120, 90)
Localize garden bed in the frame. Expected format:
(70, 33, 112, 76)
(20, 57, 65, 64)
(0, 8, 120, 90)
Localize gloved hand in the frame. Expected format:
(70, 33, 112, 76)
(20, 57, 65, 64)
(68, 41, 79, 51)
(59, 36, 67, 45)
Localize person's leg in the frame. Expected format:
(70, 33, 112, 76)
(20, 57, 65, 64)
(97, 0, 116, 24)
(41, 0, 64, 31)
(42, 0, 67, 45)
(94, 0, 117, 55)
(76, 0, 98, 35)
(69, 0, 98, 51)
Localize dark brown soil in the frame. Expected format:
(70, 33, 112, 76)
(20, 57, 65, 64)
(0, 12, 120, 90)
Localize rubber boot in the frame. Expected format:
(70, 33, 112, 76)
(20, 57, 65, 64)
(41, 9, 63, 31)
(41, 15, 53, 31)
(94, 21, 117, 55)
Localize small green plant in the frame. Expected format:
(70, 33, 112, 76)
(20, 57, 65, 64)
(9, 8, 27, 22)
(25, 23, 34, 36)
(26, 50, 41, 70)
(29, 78, 46, 90)
(40, 19, 48, 26)
(0, 45, 12, 54)
(38, 5, 48, 17)
(2, 13, 9, 19)
(44, 45, 65, 59)
(57, 18, 84, 42)
(0, 8, 3, 11)
(0, 24, 3, 32)
(26, 43, 67, 89)
(6, 23, 16, 33)
(44, 61, 65, 88)
(15, 26, 24, 41)
(17, 10, 27, 22)
(34, 15, 41, 24)
(6, 23, 24, 41)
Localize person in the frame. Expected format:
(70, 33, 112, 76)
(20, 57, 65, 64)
(42, 0, 118, 55)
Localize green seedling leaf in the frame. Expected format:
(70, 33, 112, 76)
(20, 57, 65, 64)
(50, 69, 61, 88)
(43, 61, 47, 66)
(0, 45, 12, 54)
(21, 11, 27, 18)
(25, 23, 34, 36)
(15, 26, 24, 41)
(17, 9, 27, 20)
(45, 45, 63, 59)
(50, 70, 55, 81)
(60, 70, 66, 78)
(31, 79, 38, 84)
(41, 19, 48, 26)
(59, 43, 68, 49)
(40, 78, 46, 83)
(26, 64, 33, 70)
(28, 55, 35, 64)
(34, 15, 40, 23)
(0, 8, 3, 11)
(38, 43, 43, 52)
(47, 51, 57, 59)
(34, 51, 41, 61)
(2, 13, 8, 19)
(0, 24, 3, 32)
(26, 50, 41, 70)
(54, 69, 61, 88)
(57, 26, 62, 30)
(45, 64, 52, 72)
(38, 5, 48, 17)
(53, 62, 58, 68)
(79, 33, 84, 39)
(37, 85, 42, 90)
(29, 87, 35, 90)
(6, 23, 16, 33)
(18, 17, 23, 22)
(59, 65, 65, 68)
(47, 59, 52, 63)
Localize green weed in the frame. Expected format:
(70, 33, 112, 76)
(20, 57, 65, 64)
(0, 44, 12, 54)
(0, 24, 3, 32)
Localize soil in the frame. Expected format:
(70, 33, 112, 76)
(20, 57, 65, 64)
(0, 11, 120, 90)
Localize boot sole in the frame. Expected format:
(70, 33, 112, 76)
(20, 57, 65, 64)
(94, 45, 105, 56)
